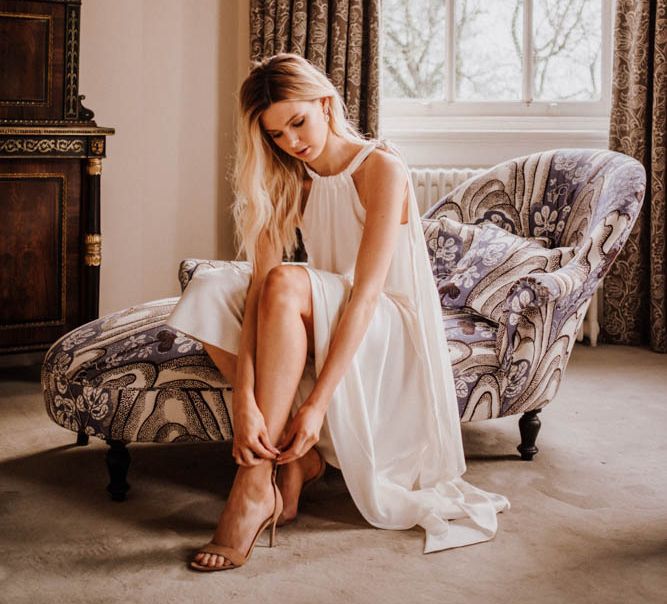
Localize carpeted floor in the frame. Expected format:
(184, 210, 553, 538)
(0, 344, 665, 604)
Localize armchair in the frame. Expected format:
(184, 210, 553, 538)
(423, 148, 645, 456)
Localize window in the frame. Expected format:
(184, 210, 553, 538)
(380, 0, 615, 166)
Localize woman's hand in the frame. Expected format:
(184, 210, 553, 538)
(231, 396, 280, 466)
(276, 400, 326, 465)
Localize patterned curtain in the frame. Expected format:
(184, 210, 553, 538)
(603, 0, 667, 352)
(249, 0, 380, 138)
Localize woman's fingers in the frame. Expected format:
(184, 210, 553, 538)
(233, 442, 256, 466)
(259, 430, 280, 456)
(249, 437, 277, 460)
(277, 433, 313, 464)
(277, 428, 295, 451)
(239, 446, 258, 466)
(233, 446, 247, 466)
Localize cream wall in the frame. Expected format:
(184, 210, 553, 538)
(79, 0, 250, 314)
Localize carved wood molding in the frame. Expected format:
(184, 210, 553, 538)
(0, 138, 85, 154)
(64, 4, 79, 118)
(84, 233, 102, 266)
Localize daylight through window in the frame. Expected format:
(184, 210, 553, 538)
(382, 0, 606, 105)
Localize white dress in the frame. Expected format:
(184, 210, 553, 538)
(166, 140, 510, 553)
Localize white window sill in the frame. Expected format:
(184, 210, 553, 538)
(381, 115, 611, 168)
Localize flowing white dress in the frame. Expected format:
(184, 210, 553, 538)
(166, 140, 510, 553)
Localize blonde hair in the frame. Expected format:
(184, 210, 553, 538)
(233, 53, 371, 262)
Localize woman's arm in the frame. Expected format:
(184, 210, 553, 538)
(276, 149, 409, 463)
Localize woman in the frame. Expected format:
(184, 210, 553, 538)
(167, 53, 509, 572)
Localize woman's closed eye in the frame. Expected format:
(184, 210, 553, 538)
(271, 118, 305, 139)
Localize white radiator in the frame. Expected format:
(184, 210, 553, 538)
(410, 167, 486, 215)
(410, 165, 600, 346)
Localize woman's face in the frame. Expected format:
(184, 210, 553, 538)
(260, 98, 329, 162)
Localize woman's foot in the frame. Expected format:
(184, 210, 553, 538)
(276, 447, 325, 526)
(192, 461, 283, 570)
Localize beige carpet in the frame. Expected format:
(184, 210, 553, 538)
(1, 344, 665, 604)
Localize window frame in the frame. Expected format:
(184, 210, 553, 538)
(380, 0, 616, 148)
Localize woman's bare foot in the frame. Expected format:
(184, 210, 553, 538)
(192, 461, 283, 570)
(276, 447, 325, 525)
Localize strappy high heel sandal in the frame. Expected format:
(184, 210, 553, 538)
(276, 448, 326, 527)
(189, 461, 282, 572)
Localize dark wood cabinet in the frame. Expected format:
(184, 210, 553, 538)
(0, 0, 113, 354)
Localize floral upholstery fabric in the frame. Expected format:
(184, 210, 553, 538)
(422, 216, 479, 283)
(42, 299, 233, 443)
(42, 149, 645, 442)
(425, 148, 645, 416)
(432, 222, 575, 324)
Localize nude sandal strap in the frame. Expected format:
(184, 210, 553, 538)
(198, 543, 246, 567)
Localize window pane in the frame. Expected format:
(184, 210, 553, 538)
(534, 0, 602, 101)
(382, 0, 446, 99)
(456, 0, 523, 101)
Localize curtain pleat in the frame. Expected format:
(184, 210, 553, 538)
(603, 0, 667, 352)
(249, 0, 380, 138)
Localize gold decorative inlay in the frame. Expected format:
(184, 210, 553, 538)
(87, 158, 102, 175)
(0, 138, 84, 154)
(0, 12, 53, 107)
(64, 6, 79, 117)
(84, 234, 102, 267)
(90, 137, 104, 155)
(0, 126, 115, 136)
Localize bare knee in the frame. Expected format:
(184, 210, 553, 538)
(259, 265, 310, 316)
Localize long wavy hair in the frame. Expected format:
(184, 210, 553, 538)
(233, 53, 371, 262)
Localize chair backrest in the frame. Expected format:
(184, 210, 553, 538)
(425, 149, 644, 243)
(423, 148, 646, 299)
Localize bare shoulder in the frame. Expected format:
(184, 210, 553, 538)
(355, 143, 408, 196)
(370, 146, 404, 174)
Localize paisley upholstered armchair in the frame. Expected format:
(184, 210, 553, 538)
(41, 148, 644, 500)
(421, 148, 645, 458)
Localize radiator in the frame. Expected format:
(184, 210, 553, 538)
(410, 167, 486, 215)
(410, 166, 600, 346)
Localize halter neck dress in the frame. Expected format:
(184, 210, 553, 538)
(166, 140, 510, 553)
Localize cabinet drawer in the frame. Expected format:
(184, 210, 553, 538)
(0, 158, 82, 352)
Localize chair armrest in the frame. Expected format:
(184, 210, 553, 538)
(178, 259, 251, 292)
(177, 259, 308, 293)
(494, 262, 590, 407)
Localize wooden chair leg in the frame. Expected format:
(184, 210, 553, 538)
(517, 409, 542, 461)
(106, 440, 131, 501)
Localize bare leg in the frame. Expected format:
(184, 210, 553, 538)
(202, 341, 320, 519)
(203, 343, 237, 390)
(195, 265, 321, 569)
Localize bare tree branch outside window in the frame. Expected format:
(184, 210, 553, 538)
(382, 0, 446, 99)
(381, 0, 602, 102)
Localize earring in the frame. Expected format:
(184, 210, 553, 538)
(324, 108, 330, 123)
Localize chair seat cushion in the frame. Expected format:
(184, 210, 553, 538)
(442, 309, 501, 419)
(42, 294, 508, 444)
(42, 298, 233, 443)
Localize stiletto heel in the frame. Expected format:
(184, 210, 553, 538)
(269, 521, 277, 547)
(269, 461, 279, 547)
(189, 460, 282, 572)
